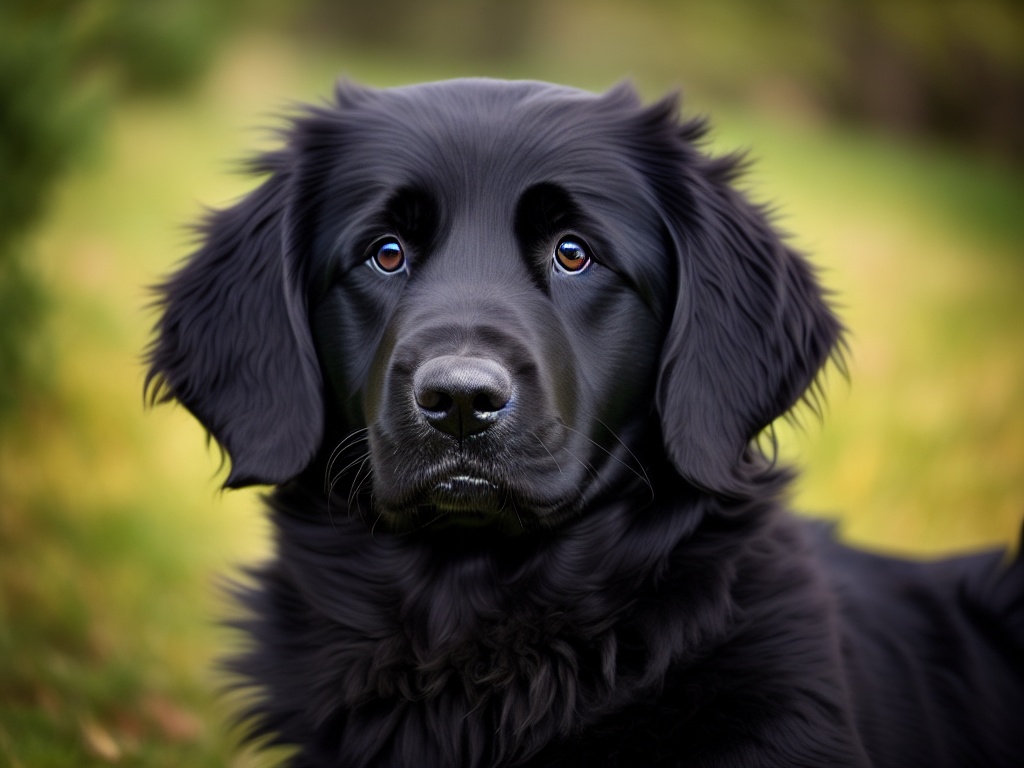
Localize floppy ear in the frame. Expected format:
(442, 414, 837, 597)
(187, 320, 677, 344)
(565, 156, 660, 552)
(146, 156, 323, 488)
(653, 118, 843, 496)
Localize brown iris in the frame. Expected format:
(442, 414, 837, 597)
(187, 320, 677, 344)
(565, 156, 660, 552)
(554, 238, 591, 274)
(370, 238, 406, 274)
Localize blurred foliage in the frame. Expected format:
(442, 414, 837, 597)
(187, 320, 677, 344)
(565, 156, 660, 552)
(293, 0, 541, 60)
(0, 11, 82, 421)
(0, 0, 236, 424)
(270, 0, 1024, 162)
(821, 0, 1023, 162)
(89, 0, 238, 94)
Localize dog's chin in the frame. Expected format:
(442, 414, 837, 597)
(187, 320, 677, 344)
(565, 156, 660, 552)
(429, 475, 502, 518)
(378, 507, 528, 537)
(373, 471, 577, 537)
(381, 480, 526, 536)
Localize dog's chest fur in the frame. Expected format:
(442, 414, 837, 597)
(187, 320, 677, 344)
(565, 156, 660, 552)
(230, 486, 867, 767)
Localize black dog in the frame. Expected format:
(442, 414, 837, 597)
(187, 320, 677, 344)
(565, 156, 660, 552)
(147, 79, 1023, 767)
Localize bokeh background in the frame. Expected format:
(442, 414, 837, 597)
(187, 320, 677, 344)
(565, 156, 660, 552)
(1, 0, 1021, 764)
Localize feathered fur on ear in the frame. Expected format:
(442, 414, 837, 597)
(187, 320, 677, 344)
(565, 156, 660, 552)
(146, 157, 323, 488)
(649, 109, 843, 497)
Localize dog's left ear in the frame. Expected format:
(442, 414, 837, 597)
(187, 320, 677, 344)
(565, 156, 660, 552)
(649, 110, 843, 496)
(146, 154, 323, 488)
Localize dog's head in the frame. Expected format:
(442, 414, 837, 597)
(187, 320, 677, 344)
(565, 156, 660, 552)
(147, 79, 841, 531)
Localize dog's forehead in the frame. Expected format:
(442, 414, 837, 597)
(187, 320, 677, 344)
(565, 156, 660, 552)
(332, 79, 649, 194)
(386, 77, 598, 110)
(371, 78, 612, 135)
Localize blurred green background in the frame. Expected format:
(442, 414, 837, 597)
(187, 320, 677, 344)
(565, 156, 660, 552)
(1, 0, 1021, 764)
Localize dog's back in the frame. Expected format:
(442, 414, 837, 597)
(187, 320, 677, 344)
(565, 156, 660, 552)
(809, 524, 1024, 767)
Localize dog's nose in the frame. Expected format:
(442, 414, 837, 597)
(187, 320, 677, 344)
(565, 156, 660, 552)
(413, 356, 513, 438)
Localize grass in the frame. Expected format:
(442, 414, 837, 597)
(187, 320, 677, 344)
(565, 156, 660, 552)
(1, 33, 1022, 765)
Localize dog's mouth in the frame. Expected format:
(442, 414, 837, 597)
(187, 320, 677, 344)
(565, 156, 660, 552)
(366, 417, 584, 533)
(423, 472, 528, 532)
(373, 464, 567, 534)
(429, 474, 502, 520)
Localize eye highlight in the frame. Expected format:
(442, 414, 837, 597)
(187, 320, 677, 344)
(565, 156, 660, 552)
(367, 237, 407, 275)
(553, 237, 591, 274)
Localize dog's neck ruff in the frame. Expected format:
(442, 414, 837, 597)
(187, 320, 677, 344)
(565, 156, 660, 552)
(231, 483, 758, 767)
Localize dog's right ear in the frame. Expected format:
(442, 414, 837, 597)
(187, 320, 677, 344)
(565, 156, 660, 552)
(629, 96, 843, 498)
(146, 155, 323, 488)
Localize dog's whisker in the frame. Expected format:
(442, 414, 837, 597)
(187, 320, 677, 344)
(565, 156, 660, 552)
(557, 444, 599, 480)
(324, 439, 352, 489)
(417, 509, 449, 532)
(326, 449, 371, 541)
(330, 451, 374, 490)
(327, 449, 370, 500)
(531, 430, 564, 476)
(510, 496, 525, 534)
(324, 427, 370, 492)
(347, 456, 373, 518)
(328, 453, 362, 493)
(369, 511, 385, 540)
(594, 417, 655, 503)
(562, 424, 652, 496)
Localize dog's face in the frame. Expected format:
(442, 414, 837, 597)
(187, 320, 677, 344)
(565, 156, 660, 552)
(148, 79, 841, 531)
(305, 82, 669, 532)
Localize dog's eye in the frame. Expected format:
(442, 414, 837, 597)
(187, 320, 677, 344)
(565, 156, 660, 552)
(368, 238, 407, 275)
(553, 238, 591, 274)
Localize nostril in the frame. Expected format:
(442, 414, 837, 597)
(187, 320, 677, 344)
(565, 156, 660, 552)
(416, 388, 453, 413)
(472, 390, 508, 414)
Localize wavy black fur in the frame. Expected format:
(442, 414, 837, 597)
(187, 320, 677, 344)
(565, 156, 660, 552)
(147, 79, 1024, 767)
